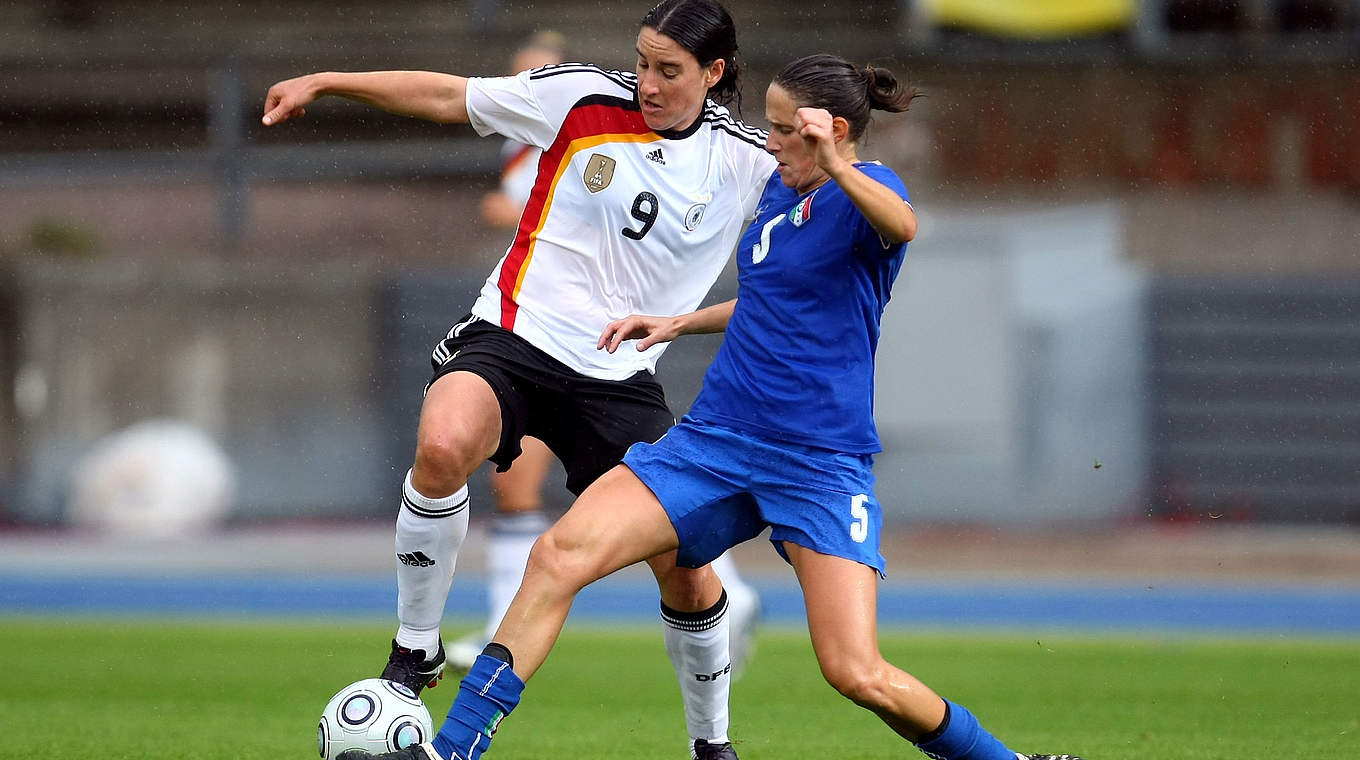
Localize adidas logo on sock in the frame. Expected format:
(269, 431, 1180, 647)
(646, 147, 665, 165)
(397, 551, 436, 567)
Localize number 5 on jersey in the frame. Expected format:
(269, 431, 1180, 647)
(850, 494, 869, 543)
(752, 215, 784, 263)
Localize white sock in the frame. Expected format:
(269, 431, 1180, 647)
(484, 509, 548, 640)
(661, 591, 732, 744)
(394, 469, 470, 655)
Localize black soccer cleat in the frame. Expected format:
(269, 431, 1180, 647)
(1016, 754, 1085, 759)
(338, 741, 451, 760)
(380, 639, 446, 695)
(691, 738, 740, 760)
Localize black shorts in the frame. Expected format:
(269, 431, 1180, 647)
(428, 315, 675, 495)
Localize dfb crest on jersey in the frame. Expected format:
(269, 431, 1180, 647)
(583, 153, 616, 193)
(684, 203, 706, 231)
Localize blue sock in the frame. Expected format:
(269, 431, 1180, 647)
(431, 653, 524, 760)
(915, 700, 1016, 760)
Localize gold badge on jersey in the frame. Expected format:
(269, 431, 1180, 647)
(583, 154, 616, 194)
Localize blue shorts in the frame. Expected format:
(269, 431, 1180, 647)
(623, 416, 887, 577)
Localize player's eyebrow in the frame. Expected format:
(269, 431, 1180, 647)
(635, 47, 683, 69)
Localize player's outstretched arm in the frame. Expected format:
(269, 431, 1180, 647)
(598, 299, 737, 354)
(262, 70, 470, 127)
(825, 158, 917, 244)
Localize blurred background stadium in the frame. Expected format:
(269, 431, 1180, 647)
(0, 0, 1358, 610)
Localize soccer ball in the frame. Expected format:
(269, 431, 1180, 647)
(318, 678, 434, 759)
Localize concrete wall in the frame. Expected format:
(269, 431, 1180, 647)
(1, 202, 1151, 526)
(875, 202, 1148, 522)
(6, 259, 390, 522)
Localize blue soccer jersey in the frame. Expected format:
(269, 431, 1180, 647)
(688, 163, 911, 454)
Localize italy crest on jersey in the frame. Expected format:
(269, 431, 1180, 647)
(788, 191, 815, 227)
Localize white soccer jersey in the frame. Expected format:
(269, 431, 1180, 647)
(464, 63, 776, 380)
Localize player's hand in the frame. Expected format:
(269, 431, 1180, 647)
(794, 107, 844, 174)
(262, 75, 319, 126)
(598, 314, 679, 353)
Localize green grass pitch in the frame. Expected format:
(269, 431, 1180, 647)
(3, 616, 1356, 759)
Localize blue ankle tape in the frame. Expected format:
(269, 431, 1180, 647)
(431, 654, 525, 760)
(915, 700, 1016, 760)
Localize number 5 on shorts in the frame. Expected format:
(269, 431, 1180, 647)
(849, 494, 869, 543)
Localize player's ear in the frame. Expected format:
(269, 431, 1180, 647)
(831, 115, 852, 144)
(703, 58, 725, 90)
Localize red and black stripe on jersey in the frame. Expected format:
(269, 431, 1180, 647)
(492, 65, 768, 330)
(496, 93, 657, 329)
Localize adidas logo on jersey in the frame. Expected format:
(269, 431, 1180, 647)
(397, 551, 436, 568)
(646, 147, 666, 165)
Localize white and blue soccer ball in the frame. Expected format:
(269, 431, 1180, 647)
(318, 678, 434, 759)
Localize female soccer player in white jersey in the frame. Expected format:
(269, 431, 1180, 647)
(349, 54, 1085, 760)
(263, 2, 771, 759)
(459, 28, 763, 681)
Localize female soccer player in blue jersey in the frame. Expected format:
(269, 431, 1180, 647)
(350, 54, 1082, 760)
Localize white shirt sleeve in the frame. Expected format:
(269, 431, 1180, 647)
(703, 102, 777, 219)
(466, 65, 632, 151)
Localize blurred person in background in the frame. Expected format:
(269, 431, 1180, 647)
(476, 31, 569, 230)
(457, 26, 761, 679)
(263, 2, 770, 757)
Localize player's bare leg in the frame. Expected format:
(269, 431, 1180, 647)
(492, 464, 680, 678)
(340, 473, 723, 758)
(410, 371, 502, 497)
(485, 465, 738, 757)
(447, 436, 554, 673)
(385, 371, 502, 694)
(783, 542, 945, 738)
(786, 543, 1083, 760)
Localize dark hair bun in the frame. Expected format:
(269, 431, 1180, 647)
(864, 64, 916, 113)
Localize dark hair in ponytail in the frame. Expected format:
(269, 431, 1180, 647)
(641, 0, 742, 109)
(773, 54, 920, 141)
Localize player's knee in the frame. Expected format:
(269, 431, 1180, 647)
(522, 526, 595, 593)
(820, 655, 890, 710)
(411, 434, 479, 497)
